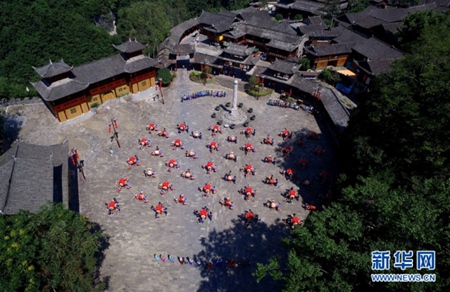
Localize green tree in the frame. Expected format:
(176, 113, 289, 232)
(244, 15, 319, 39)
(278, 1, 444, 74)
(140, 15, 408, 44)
(293, 14, 303, 21)
(397, 10, 447, 52)
(117, 1, 172, 56)
(157, 68, 173, 85)
(319, 68, 340, 85)
(300, 58, 310, 70)
(275, 14, 283, 21)
(346, 0, 370, 13)
(0, 203, 106, 291)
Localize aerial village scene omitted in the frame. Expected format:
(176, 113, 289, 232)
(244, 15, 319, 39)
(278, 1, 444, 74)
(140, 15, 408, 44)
(1, 0, 449, 291)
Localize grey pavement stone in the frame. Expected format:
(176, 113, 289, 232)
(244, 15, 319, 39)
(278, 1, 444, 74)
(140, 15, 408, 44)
(8, 69, 337, 291)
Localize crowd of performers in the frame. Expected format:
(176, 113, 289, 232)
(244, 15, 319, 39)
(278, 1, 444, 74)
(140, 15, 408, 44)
(152, 254, 252, 270)
(107, 120, 330, 231)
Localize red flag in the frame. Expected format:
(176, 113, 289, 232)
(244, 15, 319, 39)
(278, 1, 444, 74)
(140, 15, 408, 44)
(113, 119, 118, 129)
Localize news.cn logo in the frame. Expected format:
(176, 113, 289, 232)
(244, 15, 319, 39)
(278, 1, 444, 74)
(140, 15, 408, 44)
(371, 250, 436, 282)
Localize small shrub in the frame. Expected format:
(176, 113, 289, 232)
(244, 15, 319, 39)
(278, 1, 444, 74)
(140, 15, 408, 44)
(293, 14, 303, 21)
(287, 97, 296, 103)
(319, 69, 341, 85)
(90, 102, 99, 108)
(172, 72, 177, 78)
(300, 58, 311, 70)
(275, 14, 283, 21)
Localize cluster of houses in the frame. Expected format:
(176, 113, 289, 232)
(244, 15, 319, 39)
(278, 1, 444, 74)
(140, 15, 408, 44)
(29, 1, 446, 127)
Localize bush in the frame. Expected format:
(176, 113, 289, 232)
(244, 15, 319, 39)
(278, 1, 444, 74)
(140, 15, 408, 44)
(319, 69, 341, 85)
(90, 102, 100, 108)
(275, 14, 283, 21)
(287, 97, 296, 103)
(293, 14, 303, 21)
(172, 72, 177, 78)
(300, 58, 311, 70)
(157, 68, 173, 85)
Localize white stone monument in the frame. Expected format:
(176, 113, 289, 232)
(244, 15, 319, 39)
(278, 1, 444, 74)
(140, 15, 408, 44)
(222, 80, 247, 125)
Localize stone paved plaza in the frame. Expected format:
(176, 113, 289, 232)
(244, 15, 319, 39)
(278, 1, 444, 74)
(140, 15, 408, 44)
(6, 69, 337, 291)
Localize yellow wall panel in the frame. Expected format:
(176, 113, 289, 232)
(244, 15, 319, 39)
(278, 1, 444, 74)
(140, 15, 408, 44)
(115, 84, 130, 97)
(101, 90, 116, 103)
(81, 102, 89, 113)
(337, 57, 347, 66)
(316, 60, 328, 69)
(138, 78, 150, 91)
(132, 83, 139, 93)
(65, 105, 82, 120)
(58, 111, 67, 122)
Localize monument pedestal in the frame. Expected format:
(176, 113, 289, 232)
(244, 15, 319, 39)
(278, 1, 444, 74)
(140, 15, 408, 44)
(221, 109, 247, 125)
(222, 79, 247, 125)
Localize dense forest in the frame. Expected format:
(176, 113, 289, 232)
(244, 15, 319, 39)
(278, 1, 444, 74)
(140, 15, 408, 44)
(255, 11, 450, 291)
(0, 0, 251, 99)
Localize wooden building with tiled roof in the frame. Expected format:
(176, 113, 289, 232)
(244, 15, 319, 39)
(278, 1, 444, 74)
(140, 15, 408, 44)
(31, 39, 159, 122)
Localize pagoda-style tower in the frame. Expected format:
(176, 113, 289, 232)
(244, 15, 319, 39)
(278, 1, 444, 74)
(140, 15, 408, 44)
(31, 60, 90, 121)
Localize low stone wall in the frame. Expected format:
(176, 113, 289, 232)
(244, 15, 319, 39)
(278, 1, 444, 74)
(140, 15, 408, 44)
(0, 97, 43, 108)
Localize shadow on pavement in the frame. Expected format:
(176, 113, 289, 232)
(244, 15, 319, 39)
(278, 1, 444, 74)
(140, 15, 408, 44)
(194, 217, 287, 292)
(1, 113, 26, 153)
(273, 128, 336, 209)
(91, 221, 111, 290)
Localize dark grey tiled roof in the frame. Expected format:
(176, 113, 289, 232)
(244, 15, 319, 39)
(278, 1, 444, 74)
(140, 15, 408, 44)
(73, 54, 125, 84)
(198, 11, 236, 33)
(30, 78, 89, 102)
(305, 43, 353, 56)
(266, 39, 298, 52)
(290, 75, 318, 94)
(353, 58, 397, 75)
(352, 37, 403, 60)
(223, 23, 247, 38)
(341, 4, 438, 29)
(291, 75, 349, 127)
(113, 39, 147, 53)
(32, 59, 73, 78)
(124, 55, 160, 73)
(303, 25, 341, 37)
(275, 0, 326, 14)
(234, 7, 274, 25)
(223, 43, 251, 57)
(172, 44, 195, 55)
(158, 18, 199, 52)
(269, 58, 297, 74)
(245, 25, 301, 44)
(320, 88, 350, 128)
(308, 16, 323, 26)
(194, 53, 220, 66)
(0, 141, 69, 215)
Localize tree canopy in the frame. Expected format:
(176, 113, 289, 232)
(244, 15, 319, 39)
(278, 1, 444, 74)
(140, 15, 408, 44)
(0, 203, 106, 291)
(255, 12, 450, 291)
